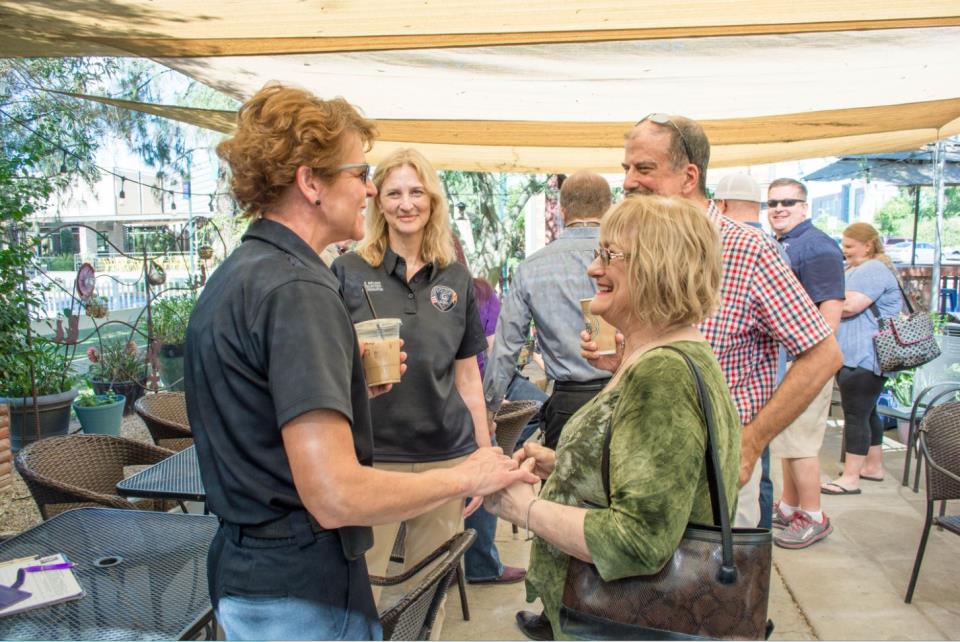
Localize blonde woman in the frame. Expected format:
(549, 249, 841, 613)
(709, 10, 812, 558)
(484, 195, 741, 640)
(820, 223, 904, 495)
(332, 148, 489, 632)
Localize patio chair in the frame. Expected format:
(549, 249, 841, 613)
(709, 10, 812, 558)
(902, 383, 960, 491)
(135, 392, 193, 452)
(371, 530, 476, 640)
(904, 400, 960, 603)
(494, 399, 542, 456)
(387, 522, 471, 621)
(14, 434, 176, 519)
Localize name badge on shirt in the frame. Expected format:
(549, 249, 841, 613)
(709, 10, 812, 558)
(430, 285, 458, 312)
(363, 281, 383, 292)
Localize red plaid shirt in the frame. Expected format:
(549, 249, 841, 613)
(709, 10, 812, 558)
(700, 202, 831, 424)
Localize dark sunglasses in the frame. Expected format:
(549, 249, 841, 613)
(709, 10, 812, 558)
(593, 247, 629, 266)
(766, 199, 805, 208)
(335, 162, 372, 184)
(637, 113, 693, 163)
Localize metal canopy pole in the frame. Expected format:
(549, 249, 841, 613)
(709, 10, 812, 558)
(930, 139, 946, 312)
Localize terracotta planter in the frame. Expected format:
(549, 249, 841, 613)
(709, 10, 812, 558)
(0, 404, 11, 493)
(91, 378, 146, 416)
(0, 389, 78, 454)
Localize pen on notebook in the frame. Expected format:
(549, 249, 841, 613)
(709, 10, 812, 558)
(21, 562, 75, 573)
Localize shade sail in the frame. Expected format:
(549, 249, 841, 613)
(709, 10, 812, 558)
(4, 1, 960, 171)
(804, 148, 960, 185)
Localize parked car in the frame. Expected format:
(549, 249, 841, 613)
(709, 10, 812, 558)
(887, 241, 935, 264)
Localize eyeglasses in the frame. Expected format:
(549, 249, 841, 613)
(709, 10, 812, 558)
(637, 113, 693, 163)
(335, 163, 372, 184)
(766, 199, 805, 208)
(593, 247, 629, 266)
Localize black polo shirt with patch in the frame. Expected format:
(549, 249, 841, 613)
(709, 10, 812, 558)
(185, 218, 374, 526)
(332, 248, 487, 462)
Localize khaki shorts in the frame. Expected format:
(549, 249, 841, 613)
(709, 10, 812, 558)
(770, 370, 834, 459)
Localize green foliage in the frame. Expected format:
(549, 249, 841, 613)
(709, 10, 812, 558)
(74, 389, 120, 408)
(42, 253, 75, 271)
(87, 338, 147, 383)
(151, 293, 197, 345)
(441, 171, 547, 279)
(874, 186, 960, 244)
(885, 370, 915, 407)
(0, 338, 78, 398)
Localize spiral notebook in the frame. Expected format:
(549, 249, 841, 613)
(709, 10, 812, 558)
(0, 554, 84, 617)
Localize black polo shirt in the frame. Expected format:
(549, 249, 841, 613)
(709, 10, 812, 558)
(332, 248, 487, 462)
(185, 218, 374, 526)
(778, 219, 845, 305)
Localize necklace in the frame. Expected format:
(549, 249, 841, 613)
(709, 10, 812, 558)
(566, 221, 600, 228)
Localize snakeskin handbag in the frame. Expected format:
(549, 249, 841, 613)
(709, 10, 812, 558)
(559, 346, 772, 641)
(870, 276, 940, 372)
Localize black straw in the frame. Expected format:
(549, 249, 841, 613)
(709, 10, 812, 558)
(362, 285, 379, 319)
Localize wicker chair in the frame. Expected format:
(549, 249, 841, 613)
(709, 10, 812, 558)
(135, 392, 193, 452)
(494, 399, 542, 456)
(14, 434, 176, 519)
(904, 400, 960, 603)
(371, 530, 476, 640)
(388, 522, 470, 621)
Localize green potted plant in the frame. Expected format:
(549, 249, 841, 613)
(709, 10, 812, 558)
(151, 293, 196, 392)
(0, 338, 79, 453)
(72, 389, 125, 436)
(885, 370, 914, 444)
(87, 338, 148, 416)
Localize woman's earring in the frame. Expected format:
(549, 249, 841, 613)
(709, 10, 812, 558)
(314, 199, 321, 206)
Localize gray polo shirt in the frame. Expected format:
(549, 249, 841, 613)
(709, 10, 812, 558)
(185, 218, 374, 527)
(333, 248, 487, 462)
(483, 226, 610, 412)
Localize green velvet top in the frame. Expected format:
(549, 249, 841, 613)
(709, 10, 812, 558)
(525, 341, 741, 640)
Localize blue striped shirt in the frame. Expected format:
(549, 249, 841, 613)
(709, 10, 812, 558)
(483, 226, 611, 411)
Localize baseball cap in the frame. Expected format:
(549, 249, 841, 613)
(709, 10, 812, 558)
(714, 173, 761, 203)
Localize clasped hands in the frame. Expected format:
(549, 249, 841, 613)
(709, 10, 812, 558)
(482, 442, 555, 526)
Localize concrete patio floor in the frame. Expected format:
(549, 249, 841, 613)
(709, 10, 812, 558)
(437, 419, 960, 641)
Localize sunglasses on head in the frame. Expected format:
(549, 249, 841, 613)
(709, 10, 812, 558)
(637, 113, 693, 163)
(766, 199, 805, 208)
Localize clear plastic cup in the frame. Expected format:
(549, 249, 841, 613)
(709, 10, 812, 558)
(580, 298, 618, 355)
(354, 319, 403, 386)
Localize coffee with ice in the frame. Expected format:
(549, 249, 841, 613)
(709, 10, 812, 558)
(354, 319, 403, 386)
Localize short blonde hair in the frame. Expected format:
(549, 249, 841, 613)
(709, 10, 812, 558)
(216, 82, 376, 218)
(602, 195, 721, 327)
(356, 148, 455, 267)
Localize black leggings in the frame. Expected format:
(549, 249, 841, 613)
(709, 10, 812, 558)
(836, 365, 888, 456)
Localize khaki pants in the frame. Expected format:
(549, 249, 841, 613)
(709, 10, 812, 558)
(735, 462, 762, 528)
(365, 455, 467, 640)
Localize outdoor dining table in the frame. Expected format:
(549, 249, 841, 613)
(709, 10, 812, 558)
(0, 507, 218, 640)
(116, 445, 206, 504)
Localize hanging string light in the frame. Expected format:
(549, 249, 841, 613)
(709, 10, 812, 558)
(118, 177, 126, 205)
(170, 191, 177, 211)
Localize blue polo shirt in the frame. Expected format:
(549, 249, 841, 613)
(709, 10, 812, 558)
(777, 219, 845, 305)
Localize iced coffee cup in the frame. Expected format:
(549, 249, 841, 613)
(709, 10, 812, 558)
(580, 298, 618, 355)
(354, 318, 403, 386)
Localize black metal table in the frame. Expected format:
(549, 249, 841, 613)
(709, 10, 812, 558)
(116, 445, 205, 503)
(0, 508, 218, 640)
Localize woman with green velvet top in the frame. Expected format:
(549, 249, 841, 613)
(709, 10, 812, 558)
(484, 195, 742, 640)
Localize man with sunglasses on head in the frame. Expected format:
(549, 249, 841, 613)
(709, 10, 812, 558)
(583, 115, 842, 531)
(765, 178, 844, 549)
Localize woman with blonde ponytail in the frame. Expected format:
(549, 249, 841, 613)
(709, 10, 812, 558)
(824, 223, 906, 494)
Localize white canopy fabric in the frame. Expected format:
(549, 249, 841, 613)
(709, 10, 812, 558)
(3, 1, 960, 171)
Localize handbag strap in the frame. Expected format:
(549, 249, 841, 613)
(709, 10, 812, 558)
(600, 345, 738, 583)
(868, 264, 914, 319)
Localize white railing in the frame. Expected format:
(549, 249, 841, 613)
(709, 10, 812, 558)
(35, 271, 191, 320)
